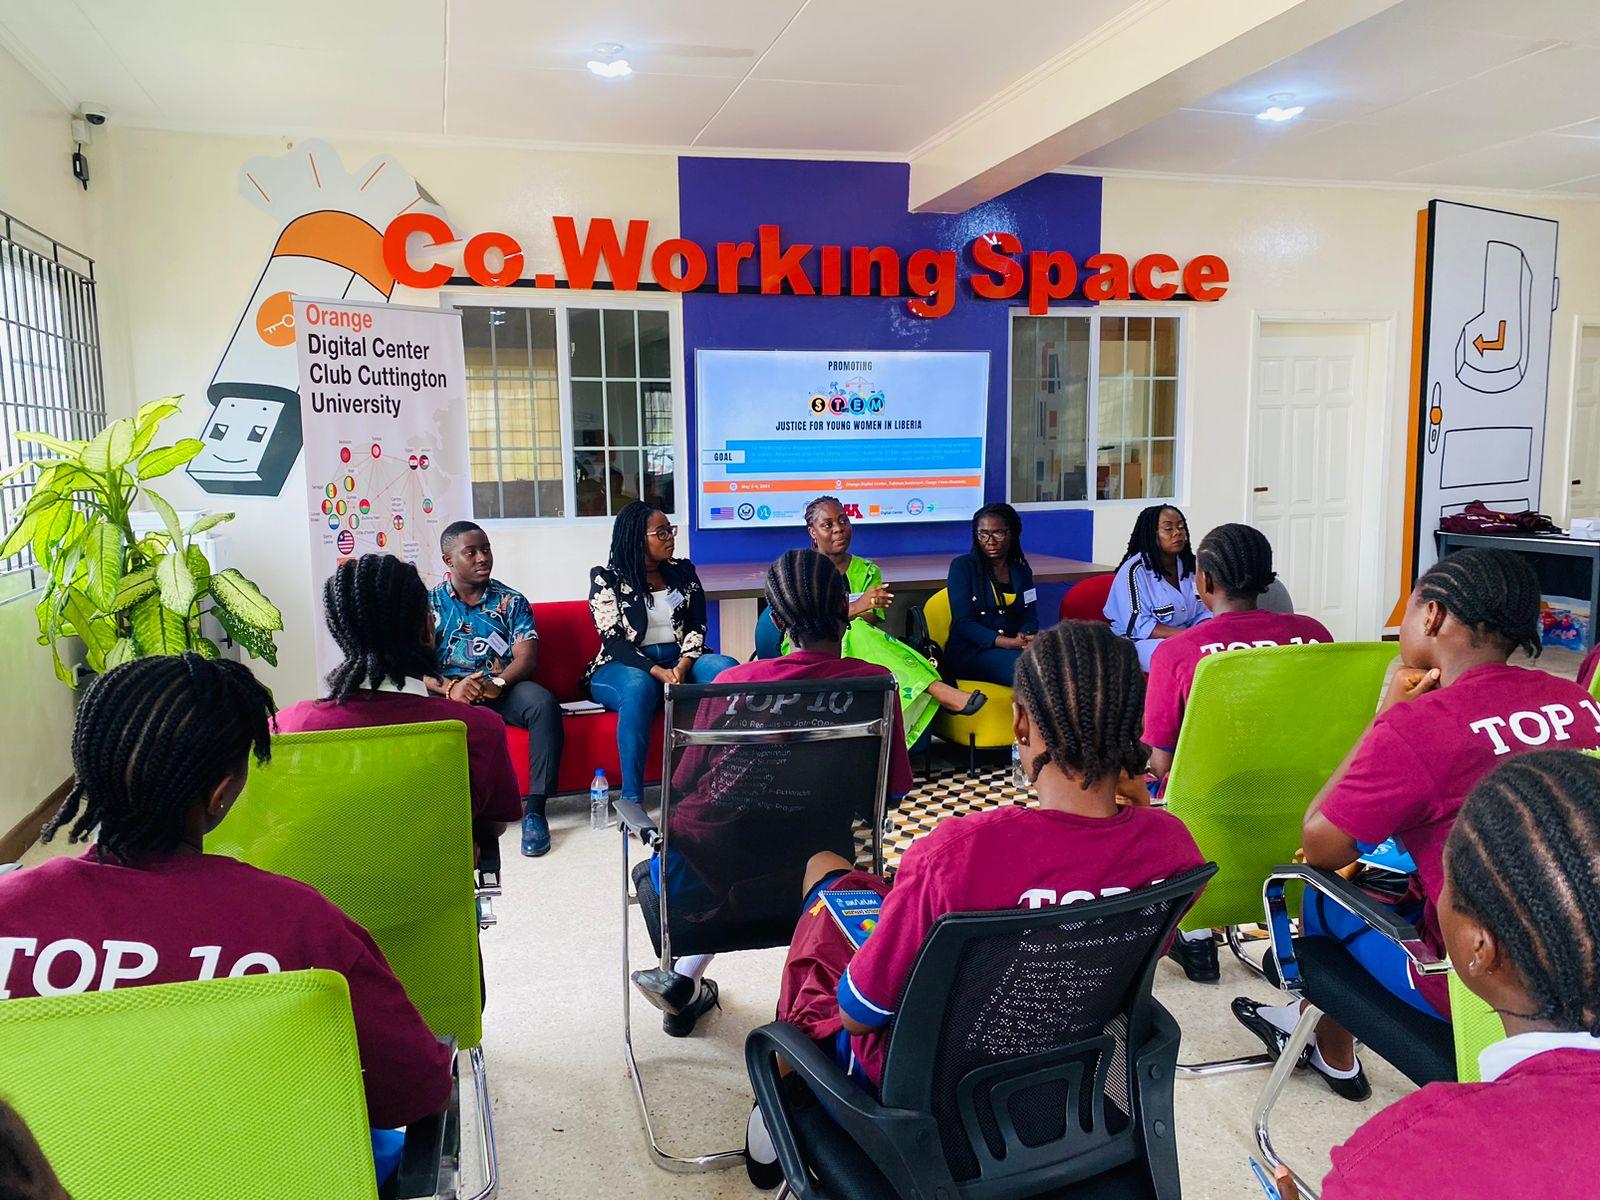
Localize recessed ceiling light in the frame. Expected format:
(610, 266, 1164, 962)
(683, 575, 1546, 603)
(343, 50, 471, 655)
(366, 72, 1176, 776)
(588, 42, 631, 78)
(1256, 91, 1304, 122)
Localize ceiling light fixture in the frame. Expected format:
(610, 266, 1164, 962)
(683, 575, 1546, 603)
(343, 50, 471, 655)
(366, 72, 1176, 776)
(1256, 92, 1304, 123)
(587, 43, 632, 79)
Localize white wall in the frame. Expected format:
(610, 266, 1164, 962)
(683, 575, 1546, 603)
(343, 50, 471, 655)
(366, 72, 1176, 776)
(0, 43, 94, 832)
(92, 127, 681, 703)
(1097, 174, 1600, 632)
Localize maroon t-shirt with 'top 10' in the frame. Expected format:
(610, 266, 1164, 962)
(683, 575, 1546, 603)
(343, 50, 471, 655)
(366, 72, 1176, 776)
(0, 850, 452, 1129)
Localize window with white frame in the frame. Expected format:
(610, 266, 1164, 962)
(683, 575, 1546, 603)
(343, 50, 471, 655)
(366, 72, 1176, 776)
(1009, 311, 1180, 505)
(455, 299, 676, 520)
(0, 212, 107, 588)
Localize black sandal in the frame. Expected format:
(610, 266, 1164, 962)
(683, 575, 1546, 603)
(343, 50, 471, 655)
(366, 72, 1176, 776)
(957, 690, 989, 716)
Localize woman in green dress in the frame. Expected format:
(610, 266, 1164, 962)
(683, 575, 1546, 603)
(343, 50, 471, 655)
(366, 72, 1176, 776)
(800, 496, 987, 748)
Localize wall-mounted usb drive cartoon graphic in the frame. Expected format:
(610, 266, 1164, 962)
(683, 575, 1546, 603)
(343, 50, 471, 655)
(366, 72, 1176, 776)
(1454, 240, 1533, 395)
(188, 139, 446, 497)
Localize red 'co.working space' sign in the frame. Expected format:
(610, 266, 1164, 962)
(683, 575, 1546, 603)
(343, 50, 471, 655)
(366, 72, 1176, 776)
(382, 213, 1229, 319)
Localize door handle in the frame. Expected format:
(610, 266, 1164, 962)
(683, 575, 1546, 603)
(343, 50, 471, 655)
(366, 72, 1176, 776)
(1253, 486, 1270, 493)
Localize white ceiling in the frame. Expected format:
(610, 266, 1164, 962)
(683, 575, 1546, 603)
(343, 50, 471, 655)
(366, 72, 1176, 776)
(1073, 0, 1600, 194)
(0, 0, 1138, 155)
(4, 0, 1599, 196)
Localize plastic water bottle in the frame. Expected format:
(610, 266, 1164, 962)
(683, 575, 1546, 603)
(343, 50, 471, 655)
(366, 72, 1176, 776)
(590, 768, 611, 831)
(1012, 741, 1027, 791)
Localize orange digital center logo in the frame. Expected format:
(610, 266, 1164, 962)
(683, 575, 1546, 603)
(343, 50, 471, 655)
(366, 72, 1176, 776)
(255, 290, 297, 347)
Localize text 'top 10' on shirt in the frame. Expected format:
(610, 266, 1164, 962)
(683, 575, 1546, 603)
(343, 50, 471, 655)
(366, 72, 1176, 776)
(1319, 661, 1600, 1014)
(836, 804, 1205, 1086)
(1142, 609, 1333, 751)
(0, 851, 452, 1129)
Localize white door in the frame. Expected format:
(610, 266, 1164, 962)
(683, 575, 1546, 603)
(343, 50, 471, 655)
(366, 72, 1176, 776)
(1250, 332, 1367, 641)
(1570, 325, 1600, 520)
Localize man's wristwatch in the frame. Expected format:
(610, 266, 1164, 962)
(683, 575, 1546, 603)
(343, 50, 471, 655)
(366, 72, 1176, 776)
(491, 676, 507, 690)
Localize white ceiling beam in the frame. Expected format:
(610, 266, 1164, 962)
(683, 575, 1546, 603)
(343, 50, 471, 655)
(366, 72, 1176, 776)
(906, 0, 1408, 213)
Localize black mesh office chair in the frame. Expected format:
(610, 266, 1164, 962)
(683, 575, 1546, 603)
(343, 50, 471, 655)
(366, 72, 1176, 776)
(1250, 865, 1454, 1198)
(747, 865, 1217, 1200)
(616, 675, 898, 1171)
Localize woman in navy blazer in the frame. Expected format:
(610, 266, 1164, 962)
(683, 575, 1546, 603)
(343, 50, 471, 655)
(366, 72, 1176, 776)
(944, 503, 1039, 686)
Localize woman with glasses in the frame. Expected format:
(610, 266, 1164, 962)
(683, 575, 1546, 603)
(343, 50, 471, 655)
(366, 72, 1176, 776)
(799, 496, 987, 748)
(1104, 504, 1209, 671)
(584, 501, 739, 808)
(944, 503, 1041, 686)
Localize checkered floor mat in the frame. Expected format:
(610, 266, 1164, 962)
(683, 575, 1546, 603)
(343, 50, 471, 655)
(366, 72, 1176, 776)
(855, 763, 1026, 875)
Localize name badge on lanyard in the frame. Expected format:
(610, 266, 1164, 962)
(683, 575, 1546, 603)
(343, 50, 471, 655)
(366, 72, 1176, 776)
(485, 630, 510, 656)
(1023, 587, 1038, 605)
(665, 589, 685, 610)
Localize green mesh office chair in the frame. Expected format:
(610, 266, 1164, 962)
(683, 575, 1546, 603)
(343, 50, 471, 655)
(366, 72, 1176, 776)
(207, 721, 494, 1199)
(1449, 972, 1506, 1084)
(0, 971, 379, 1200)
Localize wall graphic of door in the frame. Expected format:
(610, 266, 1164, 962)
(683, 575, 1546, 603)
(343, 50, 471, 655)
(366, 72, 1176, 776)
(1251, 330, 1367, 641)
(1571, 324, 1600, 520)
(1406, 201, 1559, 586)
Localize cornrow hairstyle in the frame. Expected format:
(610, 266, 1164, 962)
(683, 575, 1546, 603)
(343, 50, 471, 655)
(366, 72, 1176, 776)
(439, 519, 482, 555)
(966, 502, 1030, 588)
(764, 549, 849, 646)
(1012, 620, 1147, 788)
(804, 495, 843, 528)
(1415, 547, 1541, 658)
(1446, 751, 1600, 1036)
(1196, 523, 1277, 599)
(322, 554, 439, 702)
(42, 653, 276, 865)
(1120, 504, 1195, 578)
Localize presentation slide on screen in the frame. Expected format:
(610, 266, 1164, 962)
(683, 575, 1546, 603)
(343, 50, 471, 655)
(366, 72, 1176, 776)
(696, 349, 989, 528)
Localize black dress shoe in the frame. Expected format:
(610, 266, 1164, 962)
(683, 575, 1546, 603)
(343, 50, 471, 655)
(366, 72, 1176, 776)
(1231, 997, 1313, 1068)
(631, 968, 696, 1016)
(1166, 932, 1221, 982)
(745, 1104, 784, 1190)
(1310, 1056, 1371, 1101)
(663, 978, 720, 1037)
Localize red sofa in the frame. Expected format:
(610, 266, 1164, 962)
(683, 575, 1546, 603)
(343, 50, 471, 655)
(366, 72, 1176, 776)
(1058, 573, 1116, 624)
(502, 599, 664, 796)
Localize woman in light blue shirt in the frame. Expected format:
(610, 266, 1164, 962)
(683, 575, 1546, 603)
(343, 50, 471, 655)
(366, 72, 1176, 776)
(1104, 504, 1209, 670)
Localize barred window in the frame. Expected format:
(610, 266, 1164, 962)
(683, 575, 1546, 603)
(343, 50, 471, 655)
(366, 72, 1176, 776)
(454, 298, 676, 520)
(0, 212, 107, 589)
(1009, 310, 1182, 506)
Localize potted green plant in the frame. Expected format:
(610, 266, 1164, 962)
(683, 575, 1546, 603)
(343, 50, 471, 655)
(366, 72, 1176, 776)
(0, 396, 283, 684)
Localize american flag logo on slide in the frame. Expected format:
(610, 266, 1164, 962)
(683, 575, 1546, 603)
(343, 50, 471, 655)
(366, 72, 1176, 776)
(710, 507, 735, 520)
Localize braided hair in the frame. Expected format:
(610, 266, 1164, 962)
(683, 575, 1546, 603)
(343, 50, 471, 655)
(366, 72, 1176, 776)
(1012, 621, 1147, 787)
(804, 495, 843, 528)
(42, 653, 276, 864)
(322, 554, 439, 701)
(969, 501, 1026, 584)
(608, 499, 686, 597)
(1120, 504, 1195, 578)
(764, 549, 849, 646)
(1196, 523, 1276, 600)
(1446, 750, 1600, 1035)
(1416, 547, 1541, 657)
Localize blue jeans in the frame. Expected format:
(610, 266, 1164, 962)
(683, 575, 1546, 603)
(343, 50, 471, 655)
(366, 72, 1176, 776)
(589, 644, 739, 800)
(1302, 889, 1444, 1020)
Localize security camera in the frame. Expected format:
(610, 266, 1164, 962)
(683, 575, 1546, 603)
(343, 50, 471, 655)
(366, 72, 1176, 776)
(79, 104, 109, 126)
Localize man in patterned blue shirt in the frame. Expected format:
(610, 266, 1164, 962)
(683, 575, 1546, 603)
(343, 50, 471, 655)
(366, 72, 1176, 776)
(429, 521, 563, 857)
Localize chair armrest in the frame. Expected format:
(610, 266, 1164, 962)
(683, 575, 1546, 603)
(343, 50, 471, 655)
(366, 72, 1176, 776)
(0, 863, 19, 878)
(1263, 864, 1447, 996)
(613, 796, 660, 847)
(745, 1022, 948, 1200)
(394, 1037, 459, 1199)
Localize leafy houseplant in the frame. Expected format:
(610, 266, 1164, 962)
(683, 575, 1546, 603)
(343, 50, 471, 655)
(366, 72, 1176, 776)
(0, 396, 284, 684)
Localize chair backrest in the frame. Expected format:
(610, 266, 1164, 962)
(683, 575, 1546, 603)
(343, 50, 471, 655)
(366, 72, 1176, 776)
(1258, 578, 1296, 614)
(1058, 573, 1115, 623)
(880, 865, 1217, 1194)
(529, 598, 602, 701)
(1164, 642, 1396, 930)
(1449, 972, 1506, 1083)
(207, 720, 482, 1048)
(923, 587, 954, 650)
(0, 970, 378, 1200)
(657, 676, 896, 956)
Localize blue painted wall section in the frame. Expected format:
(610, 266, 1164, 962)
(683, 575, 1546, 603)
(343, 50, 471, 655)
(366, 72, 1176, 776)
(677, 158, 1103, 641)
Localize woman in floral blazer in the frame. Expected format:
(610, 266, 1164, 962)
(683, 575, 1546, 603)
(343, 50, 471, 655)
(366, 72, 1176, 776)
(584, 501, 738, 806)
